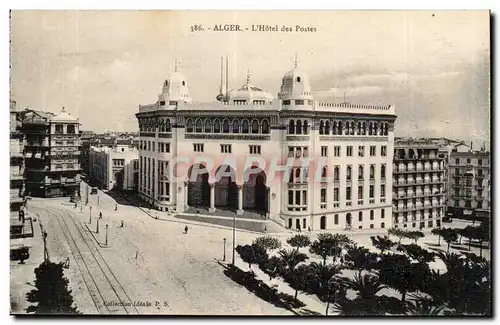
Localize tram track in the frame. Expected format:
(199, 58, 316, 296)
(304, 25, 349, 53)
(39, 205, 139, 315)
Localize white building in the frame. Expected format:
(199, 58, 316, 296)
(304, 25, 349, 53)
(89, 144, 139, 192)
(135, 61, 397, 231)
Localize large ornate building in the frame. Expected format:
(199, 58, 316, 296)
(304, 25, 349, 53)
(136, 62, 397, 230)
(20, 107, 81, 197)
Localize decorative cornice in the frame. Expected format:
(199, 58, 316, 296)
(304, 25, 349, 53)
(158, 133, 172, 138)
(286, 135, 310, 141)
(185, 134, 271, 141)
(319, 136, 389, 142)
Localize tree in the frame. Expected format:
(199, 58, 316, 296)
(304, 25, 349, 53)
(370, 235, 395, 254)
(344, 245, 379, 277)
(235, 244, 269, 271)
(337, 273, 387, 315)
(407, 231, 425, 245)
(397, 244, 435, 263)
(253, 236, 282, 252)
(377, 254, 423, 303)
(284, 264, 313, 301)
(388, 228, 406, 244)
(277, 249, 309, 276)
(307, 262, 344, 315)
(461, 226, 475, 251)
(258, 256, 284, 281)
(309, 236, 336, 265)
(431, 228, 443, 246)
(405, 294, 446, 316)
(286, 234, 311, 252)
(26, 261, 79, 314)
(440, 228, 458, 253)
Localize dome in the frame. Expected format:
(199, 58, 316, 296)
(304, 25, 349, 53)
(50, 107, 78, 123)
(228, 71, 273, 104)
(158, 69, 192, 103)
(279, 66, 313, 101)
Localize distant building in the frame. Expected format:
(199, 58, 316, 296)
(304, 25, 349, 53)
(392, 138, 449, 229)
(448, 144, 490, 219)
(89, 144, 139, 192)
(20, 107, 81, 197)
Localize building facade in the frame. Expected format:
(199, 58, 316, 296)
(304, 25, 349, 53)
(448, 147, 491, 219)
(392, 138, 449, 230)
(89, 144, 139, 192)
(20, 107, 81, 197)
(135, 64, 397, 231)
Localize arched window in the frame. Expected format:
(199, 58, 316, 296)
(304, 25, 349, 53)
(296, 120, 302, 134)
(374, 123, 379, 135)
(350, 122, 355, 135)
(213, 119, 221, 133)
(338, 121, 343, 135)
(182, 81, 186, 86)
(334, 166, 339, 181)
(347, 166, 352, 181)
(362, 122, 367, 135)
(384, 123, 389, 135)
(358, 165, 364, 180)
(297, 76, 301, 83)
(262, 119, 270, 134)
(319, 121, 324, 135)
(369, 122, 373, 135)
(303, 120, 309, 134)
(325, 121, 330, 135)
(186, 119, 194, 133)
(204, 119, 211, 133)
(289, 170, 294, 183)
(381, 165, 386, 179)
(322, 166, 327, 178)
(242, 119, 250, 133)
(251, 120, 259, 134)
(320, 216, 326, 230)
(195, 119, 203, 133)
(357, 122, 361, 135)
(370, 165, 375, 179)
(222, 119, 230, 133)
(288, 120, 295, 134)
(164, 80, 168, 86)
(295, 168, 301, 183)
(165, 119, 171, 132)
(232, 119, 240, 133)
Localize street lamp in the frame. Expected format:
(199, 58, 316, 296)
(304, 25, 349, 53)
(96, 218, 99, 234)
(105, 224, 108, 245)
(89, 206, 92, 224)
(223, 238, 226, 261)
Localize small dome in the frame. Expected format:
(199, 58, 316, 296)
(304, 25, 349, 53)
(50, 107, 78, 122)
(159, 70, 191, 103)
(228, 70, 273, 103)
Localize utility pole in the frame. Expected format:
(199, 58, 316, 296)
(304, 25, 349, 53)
(105, 224, 108, 245)
(97, 194, 100, 207)
(85, 183, 89, 205)
(96, 218, 99, 234)
(43, 231, 48, 262)
(223, 238, 226, 261)
(232, 215, 236, 265)
(89, 206, 92, 224)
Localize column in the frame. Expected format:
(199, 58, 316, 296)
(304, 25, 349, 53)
(237, 185, 243, 215)
(209, 183, 216, 213)
(184, 181, 189, 209)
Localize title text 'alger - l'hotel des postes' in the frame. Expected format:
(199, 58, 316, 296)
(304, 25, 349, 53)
(136, 58, 398, 231)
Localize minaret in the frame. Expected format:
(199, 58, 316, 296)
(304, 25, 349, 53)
(246, 69, 251, 85)
(294, 52, 298, 68)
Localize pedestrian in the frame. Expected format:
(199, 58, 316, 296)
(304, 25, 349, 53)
(80, 206, 83, 212)
(114, 203, 118, 211)
(308, 226, 311, 233)
(74, 203, 77, 209)
(184, 225, 189, 234)
(99, 212, 103, 219)
(263, 226, 267, 234)
(120, 220, 124, 228)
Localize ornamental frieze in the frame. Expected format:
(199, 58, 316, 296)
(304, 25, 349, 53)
(319, 136, 389, 142)
(184, 134, 271, 141)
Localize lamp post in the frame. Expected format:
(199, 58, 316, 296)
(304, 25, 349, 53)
(105, 224, 108, 246)
(97, 194, 100, 206)
(43, 231, 48, 262)
(223, 238, 226, 261)
(96, 218, 99, 234)
(232, 215, 236, 265)
(89, 206, 92, 224)
(85, 183, 89, 205)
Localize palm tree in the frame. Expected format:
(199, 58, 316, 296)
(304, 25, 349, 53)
(370, 235, 395, 254)
(278, 249, 309, 276)
(431, 228, 442, 246)
(284, 264, 313, 301)
(405, 293, 446, 315)
(286, 234, 311, 252)
(344, 245, 379, 277)
(309, 237, 336, 265)
(377, 254, 420, 303)
(341, 273, 386, 300)
(440, 228, 458, 253)
(253, 236, 282, 252)
(308, 262, 344, 315)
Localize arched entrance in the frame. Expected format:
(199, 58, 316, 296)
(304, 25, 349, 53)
(214, 165, 238, 210)
(243, 166, 268, 215)
(187, 164, 210, 208)
(114, 171, 124, 190)
(320, 216, 326, 229)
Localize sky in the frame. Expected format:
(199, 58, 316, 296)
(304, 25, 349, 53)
(10, 10, 490, 149)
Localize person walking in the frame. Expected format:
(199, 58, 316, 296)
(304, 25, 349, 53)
(99, 211, 103, 219)
(184, 225, 189, 234)
(120, 220, 124, 228)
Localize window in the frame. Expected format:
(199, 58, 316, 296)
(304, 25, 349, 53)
(320, 188, 327, 203)
(370, 146, 376, 156)
(55, 125, 63, 134)
(193, 144, 204, 152)
(370, 210, 374, 220)
(346, 187, 351, 200)
(455, 168, 459, 175)
(467, 158, 471, 164)
(370, 224, 374, 229)
(334, 166, 340, 181)
(334, 188, 339, 202)
(381, 146, 387, 156)
(381, 164, 386, 179)
(358, 146, 365, 157)
(321, 146, 328, 157)
(295, 99, 304, 105)
(251, 120, 259, 134)
(165, 143, 170, 153)
(283, 100, 291, 105)
(358, 211, 363, 222)
(302, 190, 307, 205)
(262, 120, 270, 134)
(288, 190, 293, 205)
(358, 165, 364, 180)
(152, 142, 155, 152)
(334, 146, 341, 157)
(381, 222, 385, 228)
(370, 165, 375, 179)
(334, 214, 338, 225)
(221, 144, 232, 153)
(347, 146, 353, 157)
(249, 145, 261, 154)
(321, 216, 327, 229)
(213, 120, 221, 133)
(455, 158, 459, 164)
(369, 185, 374, 198)
(478, 159, 482, 165)
(358, 186, 363, 199)
(222, 120, 230, 133)
(381, 185, 386, 197)
(346, 165, 352, 181)
(56, 141, 63, 146)
(465, 200, 471, 208)
(381, 209, 385, 219)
